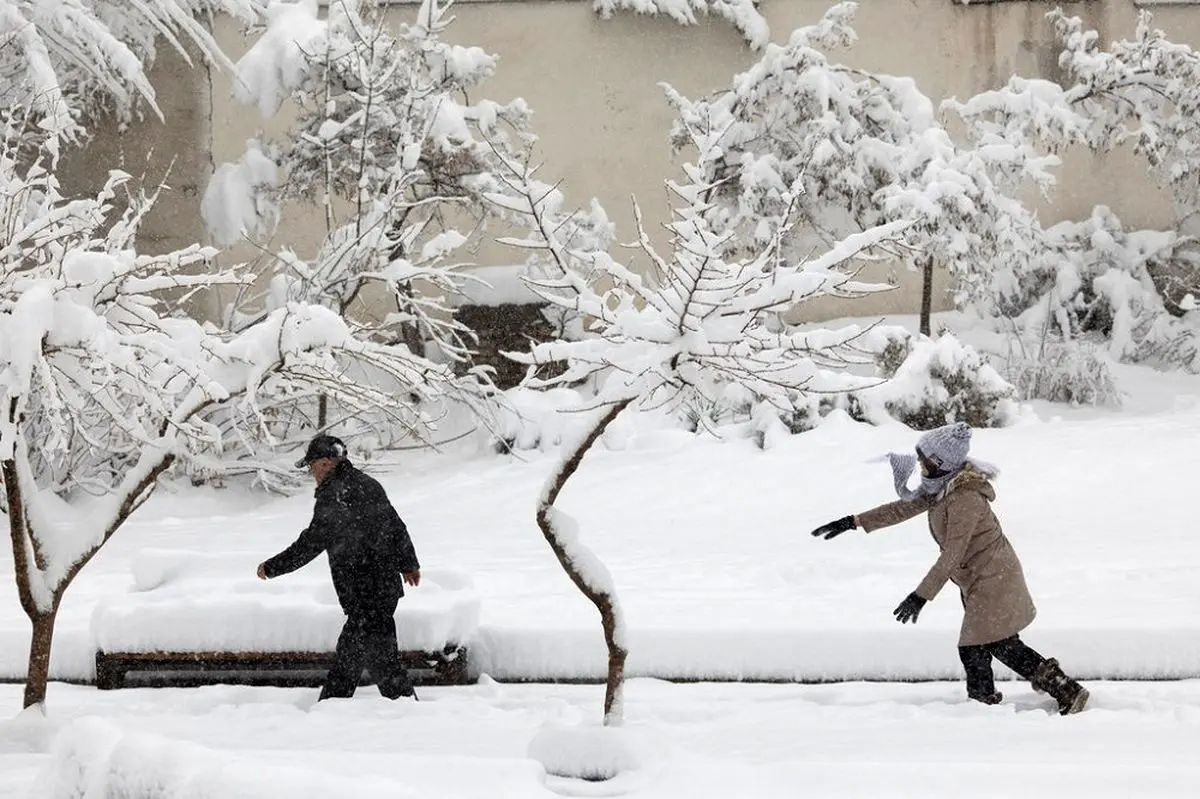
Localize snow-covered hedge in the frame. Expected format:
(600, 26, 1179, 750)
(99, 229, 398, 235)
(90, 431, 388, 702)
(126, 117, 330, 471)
(855, 333, 1019, 430)
(707, 331, 1018, 443)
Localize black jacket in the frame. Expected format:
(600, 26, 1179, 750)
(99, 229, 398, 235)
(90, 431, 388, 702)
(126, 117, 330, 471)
(262, 460, 420, 616)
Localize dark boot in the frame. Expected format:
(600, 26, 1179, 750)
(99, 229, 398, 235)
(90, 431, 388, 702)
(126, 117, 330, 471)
(1031, 658, 1089, 715)
(968, 690, 1003, 705)
(959, 644, 1001, 706)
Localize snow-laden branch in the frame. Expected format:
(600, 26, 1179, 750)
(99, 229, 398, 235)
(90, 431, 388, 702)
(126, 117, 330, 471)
(593, 0, 769, 51)
(494, 141, 906, 416)
(0, 0, 262, 142)
(661, 0, 1052, 314)
(203, 0, 533, 457)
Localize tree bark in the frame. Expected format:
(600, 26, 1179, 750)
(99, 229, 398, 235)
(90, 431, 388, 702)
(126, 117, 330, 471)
(23, 610, 56, 709)
(920, 255, 934, 338)
(535, 399, 633, 726)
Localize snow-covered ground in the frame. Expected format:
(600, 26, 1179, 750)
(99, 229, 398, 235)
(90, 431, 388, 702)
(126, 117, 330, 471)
(3, 680, 1199, 798)
(2, 356, 1199, 796)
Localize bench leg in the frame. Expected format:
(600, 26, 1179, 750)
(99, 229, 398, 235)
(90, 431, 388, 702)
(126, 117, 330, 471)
(95, 656, 125, 691)
(436, 648, 470, 686)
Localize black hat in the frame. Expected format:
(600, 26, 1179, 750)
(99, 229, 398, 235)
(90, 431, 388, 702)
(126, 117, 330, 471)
(295, 434, 348, 469)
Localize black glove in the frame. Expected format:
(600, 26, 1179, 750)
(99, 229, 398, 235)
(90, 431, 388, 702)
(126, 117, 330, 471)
(811, 515, 857, 540)
(893, 592, 927, 624)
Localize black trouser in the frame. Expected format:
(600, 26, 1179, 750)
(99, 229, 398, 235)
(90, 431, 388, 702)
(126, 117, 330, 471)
(318, 611, 415, 701)
(958, 635, 1047, 697)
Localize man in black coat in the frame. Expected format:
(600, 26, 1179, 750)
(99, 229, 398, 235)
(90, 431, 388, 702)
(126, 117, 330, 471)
(257, 434, 422, 701)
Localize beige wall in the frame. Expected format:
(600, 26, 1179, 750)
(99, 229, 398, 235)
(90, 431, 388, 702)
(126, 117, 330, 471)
(67, 0, 1200, 322)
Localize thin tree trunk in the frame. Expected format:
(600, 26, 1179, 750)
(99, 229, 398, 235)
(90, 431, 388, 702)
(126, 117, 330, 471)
(317, 394, 328, 429)
(920, 255, 934, 337)
(4, 442, 177, 710)
(536, 399, 633, 725)
(23, 610, 56, 709)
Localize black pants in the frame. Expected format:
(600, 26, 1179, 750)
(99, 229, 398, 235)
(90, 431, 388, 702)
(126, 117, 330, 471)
(318, 611, 415, 701)
(958, 635, 1047, 697)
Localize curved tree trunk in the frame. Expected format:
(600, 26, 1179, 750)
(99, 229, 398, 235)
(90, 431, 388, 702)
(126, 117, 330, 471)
(4, 441, 177, 710)
(535, 399, 632, 725)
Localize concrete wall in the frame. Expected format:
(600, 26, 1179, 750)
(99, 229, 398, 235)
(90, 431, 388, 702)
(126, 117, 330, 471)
(65, 0, 1200, 322)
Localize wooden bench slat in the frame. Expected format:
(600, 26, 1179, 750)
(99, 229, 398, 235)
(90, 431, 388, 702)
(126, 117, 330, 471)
(95, 645, 469, 690)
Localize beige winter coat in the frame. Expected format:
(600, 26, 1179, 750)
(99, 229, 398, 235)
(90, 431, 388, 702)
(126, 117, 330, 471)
(856, 466, 1037, 647)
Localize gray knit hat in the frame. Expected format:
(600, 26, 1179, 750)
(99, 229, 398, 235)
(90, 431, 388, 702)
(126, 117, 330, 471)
(883, 421, 982, 501)
(916, 422, 972, 472)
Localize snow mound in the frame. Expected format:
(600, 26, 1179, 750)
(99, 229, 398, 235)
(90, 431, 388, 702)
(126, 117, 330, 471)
(528, 723, 653, 785)
(491, 387, 597, 452)
(32, 717, 420, 798)
(92, 551, 479, 654)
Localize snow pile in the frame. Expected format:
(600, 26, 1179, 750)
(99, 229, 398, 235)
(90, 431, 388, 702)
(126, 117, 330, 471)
(527, 722, 654, 783)
(92, 551, 479, 654)
(32, 717, 420, 799)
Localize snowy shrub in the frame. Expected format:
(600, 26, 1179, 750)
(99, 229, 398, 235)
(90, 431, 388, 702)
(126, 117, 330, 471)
(987, 208, 1200, 376)
(1001, 335, 1121, 407)
(855, 333, 1018, 430)
(945, 10, 1200, 374)
(490, 387, 591, 454)
(680, 395, 737, 434)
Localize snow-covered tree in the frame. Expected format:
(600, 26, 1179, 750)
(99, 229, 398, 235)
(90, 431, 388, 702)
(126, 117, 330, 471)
(944, 8, 1200, 372)
(0, 106, 468, 708)
(662, 1, 1051, 335)
(1, 0, 261, 144)
(593, 0, 769, 50)
(205, 0, 536, 456)
(490, 132, 908, 726)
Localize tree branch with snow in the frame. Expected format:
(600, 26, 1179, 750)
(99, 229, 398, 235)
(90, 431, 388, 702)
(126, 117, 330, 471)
(661, 1, 1052, 335)
(490, 122, 909, 724)
(204, 0, 538, 459)
(943, 8, 1200, 373)
(0, 107, 493, 708)
(0, 0, 262, 146)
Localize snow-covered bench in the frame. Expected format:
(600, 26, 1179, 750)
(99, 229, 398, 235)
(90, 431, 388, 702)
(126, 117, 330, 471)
(90, 549, 480, 690)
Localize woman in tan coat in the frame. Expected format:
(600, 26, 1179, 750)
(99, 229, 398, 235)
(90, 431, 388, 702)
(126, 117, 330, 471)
(811, 422, 1089, 715)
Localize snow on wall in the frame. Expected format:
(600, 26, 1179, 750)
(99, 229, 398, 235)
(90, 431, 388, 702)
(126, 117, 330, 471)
(91, 551, 479, 654)
(32, 717, 421, 799)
